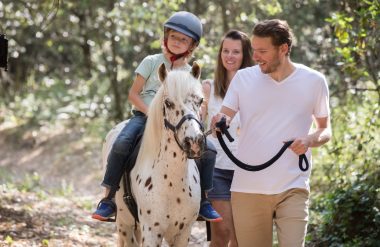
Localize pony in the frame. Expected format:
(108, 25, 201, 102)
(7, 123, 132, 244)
(103, 63, 206, 247)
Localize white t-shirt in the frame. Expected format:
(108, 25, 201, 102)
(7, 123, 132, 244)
(223, 64, 330, 194)
(206, 81, 240, 170)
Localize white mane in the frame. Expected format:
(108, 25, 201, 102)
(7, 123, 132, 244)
(136, 70, 203, 164)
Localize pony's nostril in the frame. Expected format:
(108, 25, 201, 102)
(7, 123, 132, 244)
(183, 137, 191, 150)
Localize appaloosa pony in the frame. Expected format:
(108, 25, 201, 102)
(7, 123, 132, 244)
(103, 63, 205, 246)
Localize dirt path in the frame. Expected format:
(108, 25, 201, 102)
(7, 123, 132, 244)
(0, 124, 207, 246)
(0, 187, 207, 246)
(0, 187, 117, 246)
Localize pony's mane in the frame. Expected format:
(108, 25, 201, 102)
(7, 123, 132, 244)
(137, 70, 203, 163)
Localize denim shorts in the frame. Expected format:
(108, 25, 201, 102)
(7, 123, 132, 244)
(208, 168, 234, 200)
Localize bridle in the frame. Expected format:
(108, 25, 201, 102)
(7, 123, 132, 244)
(163, 112, 206, 159)
(161, 90, 206, 159)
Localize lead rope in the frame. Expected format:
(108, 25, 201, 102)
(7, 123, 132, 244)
(214, 117, 309, 172)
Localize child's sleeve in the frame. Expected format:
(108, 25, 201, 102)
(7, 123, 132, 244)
(135, 55, 154, 80)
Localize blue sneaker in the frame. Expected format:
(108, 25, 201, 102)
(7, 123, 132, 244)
(92, 198, 116, 222)
(199, 201, 223, 222)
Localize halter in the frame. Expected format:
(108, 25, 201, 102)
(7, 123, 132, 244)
(161, 85, 206, 159)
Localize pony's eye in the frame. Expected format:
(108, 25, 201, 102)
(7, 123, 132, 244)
(164, 99, 175, 109)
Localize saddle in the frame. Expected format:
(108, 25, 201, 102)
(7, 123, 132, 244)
(121, 133, 143, 223)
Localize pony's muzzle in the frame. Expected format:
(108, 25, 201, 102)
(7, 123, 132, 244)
(183, 134, 205, 158)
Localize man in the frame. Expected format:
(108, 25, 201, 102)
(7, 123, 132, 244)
(211, 19, 331, 247)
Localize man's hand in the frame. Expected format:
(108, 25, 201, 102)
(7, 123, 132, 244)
(288, 116, 331, 155)
(288, 137, 310, 155)
(211, 113, 231, 137)
(210, 106, 237, 137)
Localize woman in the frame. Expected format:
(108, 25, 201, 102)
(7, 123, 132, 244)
(202, 30, 253, 246)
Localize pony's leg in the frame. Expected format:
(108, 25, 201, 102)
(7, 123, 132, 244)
(166, 226, 192, 247)
(115, 180, 141, 246)
(140, 227, 164, 247)
(116, 219, 140, 247)
(141, 235, 163, 247)
(117, 225, 139, 247)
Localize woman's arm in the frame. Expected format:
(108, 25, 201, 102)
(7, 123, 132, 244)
(201, 80, 211, 122)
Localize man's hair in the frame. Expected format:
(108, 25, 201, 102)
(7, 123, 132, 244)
(252, 19, 293, 55)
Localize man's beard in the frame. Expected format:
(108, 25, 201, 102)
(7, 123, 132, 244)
(261, 57, 281, 74)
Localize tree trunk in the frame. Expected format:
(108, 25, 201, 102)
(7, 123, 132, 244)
(219, 0, 229, 33)
(106, 0, 123, 121)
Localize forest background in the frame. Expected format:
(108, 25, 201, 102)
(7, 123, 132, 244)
(0, 0, 379, 246)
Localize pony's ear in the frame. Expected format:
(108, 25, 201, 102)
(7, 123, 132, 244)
(158, 63, 167, 83)
(191, 61, 201, 79)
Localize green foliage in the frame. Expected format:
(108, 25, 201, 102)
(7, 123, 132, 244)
(0, 0, 295, 122)
(306, 4, 380, 243)
(41, 239, 49, 247)
(53, 179, 74, 197)
(313, 94, 379, 185)
(309, 170, 380, 246)
(5, 235, 13, 244)
(1, 171, 74, 199)
(0, 167, 13, 184)
(326, 0, 379, 100)
(19, 172, 42, 192)
(309, 92, 380, 246)
(76, 197, 94, 211)
(307, 3, 379, 239)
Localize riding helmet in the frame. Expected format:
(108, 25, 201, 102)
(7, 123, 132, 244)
(164, 11, 203, 44)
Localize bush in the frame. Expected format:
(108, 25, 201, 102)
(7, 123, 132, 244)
(308, 92, 380, 246)
(310, 171, 380, 247)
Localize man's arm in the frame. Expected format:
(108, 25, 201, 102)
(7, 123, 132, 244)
(289, 116, 332, 155)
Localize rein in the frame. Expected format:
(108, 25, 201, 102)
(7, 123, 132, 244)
(214, 117, 309, 172)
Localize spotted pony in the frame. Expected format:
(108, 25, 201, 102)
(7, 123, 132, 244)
(103, 63, 205, 246)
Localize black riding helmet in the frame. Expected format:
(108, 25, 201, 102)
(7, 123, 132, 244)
(163, 11, 203, 66)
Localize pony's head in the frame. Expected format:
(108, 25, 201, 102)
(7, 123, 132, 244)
(159, 62, 206, 158)
(140, 62, 206, 159)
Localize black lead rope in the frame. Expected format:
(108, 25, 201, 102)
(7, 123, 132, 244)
(215, 117, 309, 172)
